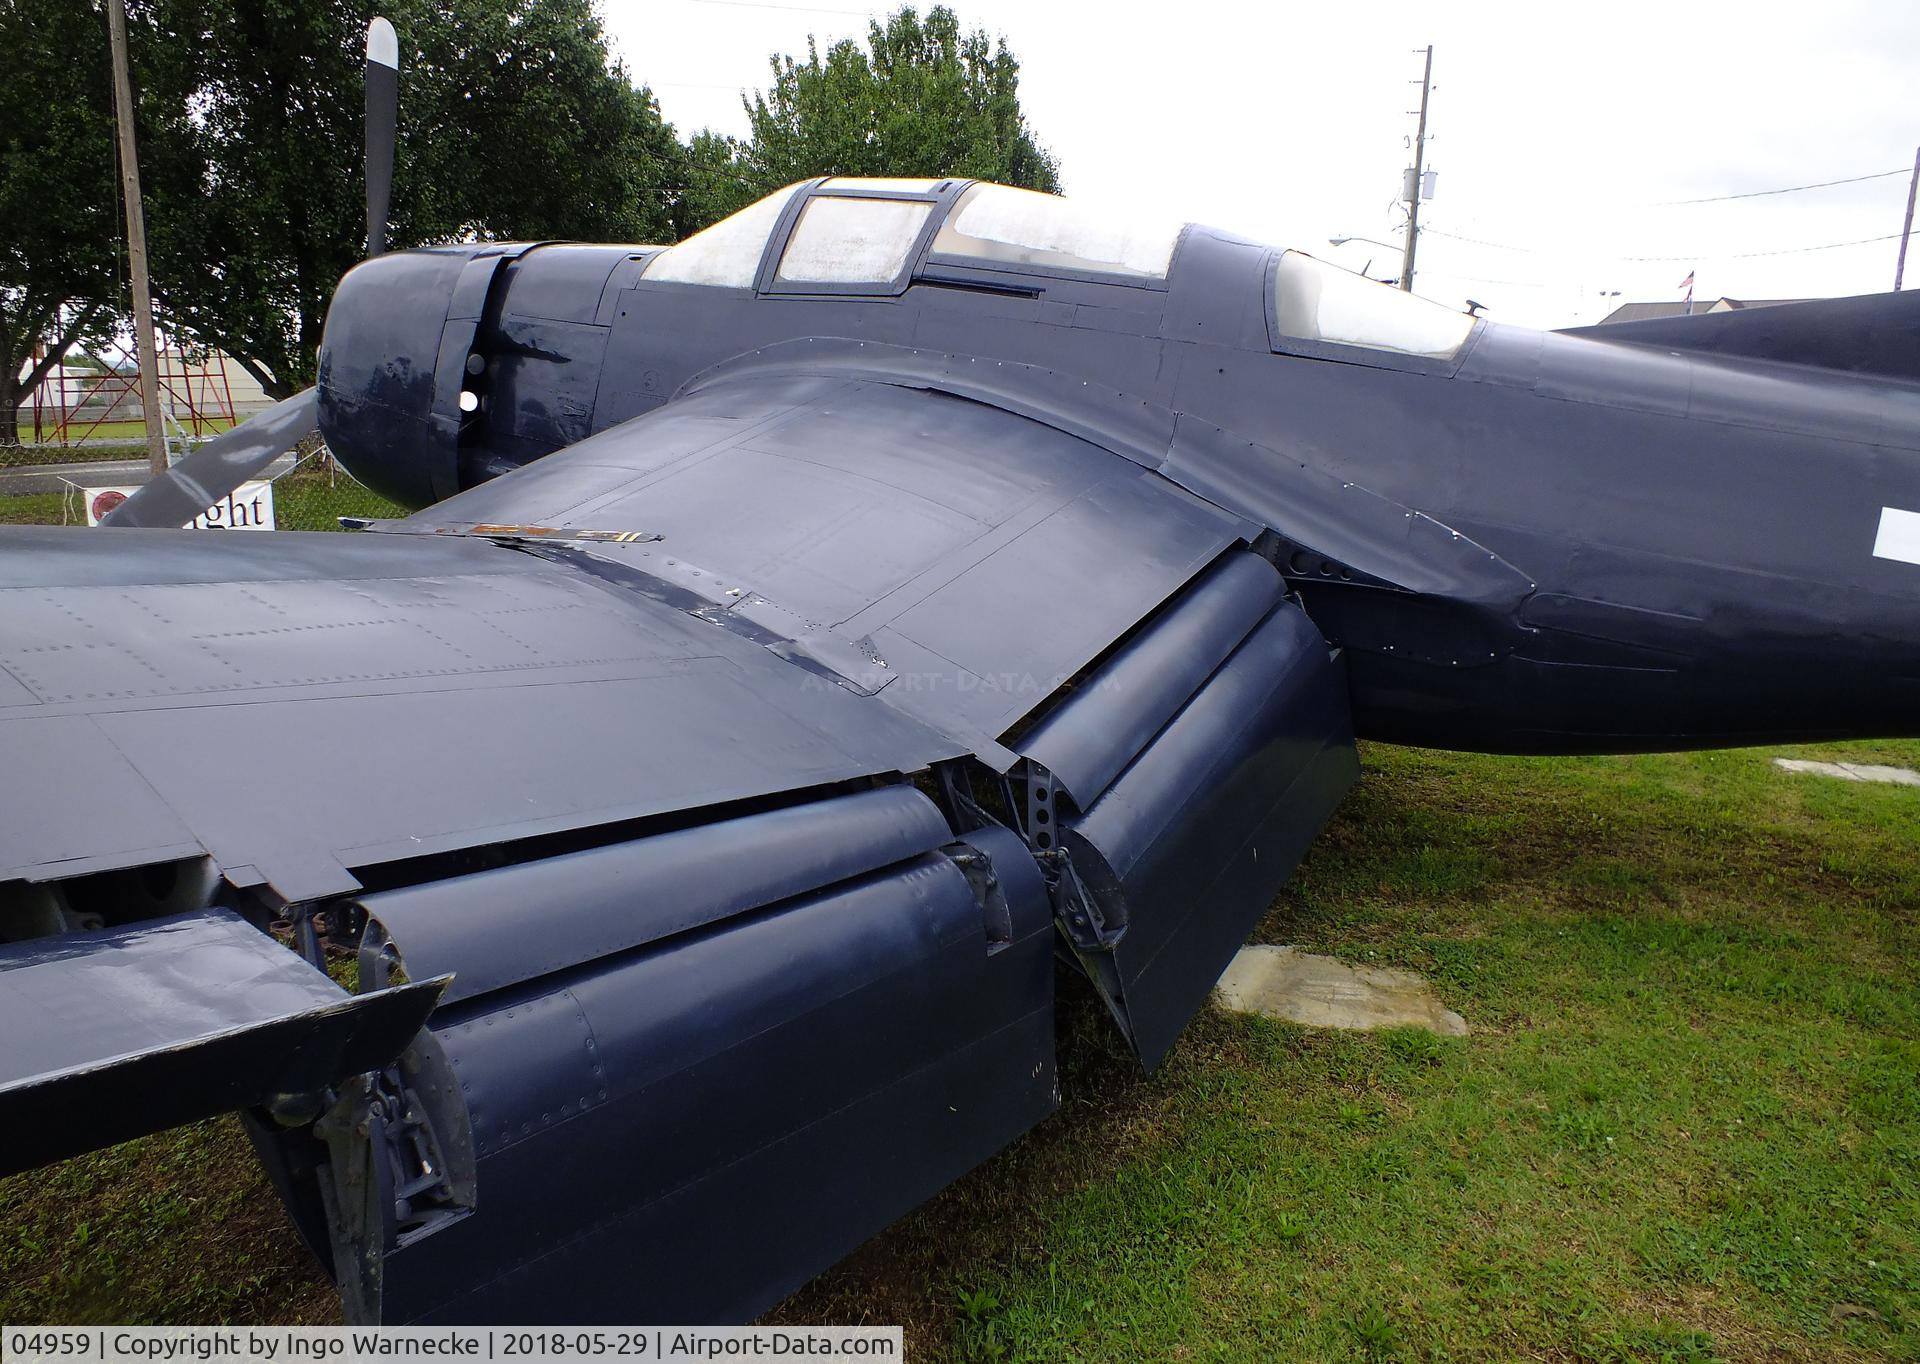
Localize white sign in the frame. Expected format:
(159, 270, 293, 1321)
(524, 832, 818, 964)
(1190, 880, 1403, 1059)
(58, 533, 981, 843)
(84, 480, 276, 530)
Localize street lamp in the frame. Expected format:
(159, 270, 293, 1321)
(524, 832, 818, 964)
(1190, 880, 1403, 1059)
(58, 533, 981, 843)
(1326, 236, 1405, 286)
(1328, 234, 1403, 253)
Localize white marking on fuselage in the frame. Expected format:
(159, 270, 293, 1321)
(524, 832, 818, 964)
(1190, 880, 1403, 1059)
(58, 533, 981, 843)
(1873, 506, 1920, 566)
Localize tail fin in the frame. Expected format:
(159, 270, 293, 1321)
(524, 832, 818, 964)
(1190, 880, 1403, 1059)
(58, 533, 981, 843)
(1562, 289, 1920, 384)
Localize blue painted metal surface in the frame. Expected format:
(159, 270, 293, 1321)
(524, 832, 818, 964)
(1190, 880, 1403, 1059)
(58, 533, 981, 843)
(357, 786, 953, 1006)
(387, 372, 1250, 753)
(362, 797, 1056, 1323)
(3, 169, 1919, 1324)
(1054, 602, 1357, 1068)
(0, 524, 964, 899)
(1018, 552, 1288, 806)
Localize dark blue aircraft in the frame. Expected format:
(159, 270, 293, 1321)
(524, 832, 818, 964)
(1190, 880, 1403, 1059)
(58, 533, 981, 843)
(2, 23, 1916, 1325)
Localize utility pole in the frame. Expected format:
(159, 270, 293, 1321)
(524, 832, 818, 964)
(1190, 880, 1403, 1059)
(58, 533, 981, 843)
(105, 0, 167, 478)
(1401, 44, 1434, 293)
(1897, 144, 1920, 292)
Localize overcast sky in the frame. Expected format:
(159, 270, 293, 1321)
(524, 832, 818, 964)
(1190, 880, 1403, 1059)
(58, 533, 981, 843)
(602, 0, 1919, 328)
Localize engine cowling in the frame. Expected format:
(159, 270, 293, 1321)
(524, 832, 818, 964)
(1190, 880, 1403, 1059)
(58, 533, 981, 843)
(316, 242, 656, 511)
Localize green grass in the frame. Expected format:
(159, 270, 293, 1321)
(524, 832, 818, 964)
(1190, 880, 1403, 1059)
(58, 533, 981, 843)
(267, 463, 407, 530)
(0, 442, 152, 467)
(31, 416, 241, 442)
(3, 741, 1917, 1361)
(0, 491, 74, 524)
(0, 461, 405, 529)
(0, 417, 244, 466)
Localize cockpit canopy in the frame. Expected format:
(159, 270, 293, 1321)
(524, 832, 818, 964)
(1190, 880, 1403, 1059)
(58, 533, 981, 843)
(640, 177, 1189, 291)
(1269, 250, 1475, 360)
(932, 183, 1185, 279)
(636, 177, 1475, 367)
(640, 181, 807, 288)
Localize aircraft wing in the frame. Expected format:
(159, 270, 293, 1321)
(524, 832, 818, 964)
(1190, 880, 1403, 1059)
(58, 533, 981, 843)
(0, 370, 1356, 1322)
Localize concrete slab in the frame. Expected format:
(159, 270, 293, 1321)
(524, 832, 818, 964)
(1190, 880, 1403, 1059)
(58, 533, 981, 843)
(1214, 945, 1468, 1036)
(1773, 758, 1920, 787)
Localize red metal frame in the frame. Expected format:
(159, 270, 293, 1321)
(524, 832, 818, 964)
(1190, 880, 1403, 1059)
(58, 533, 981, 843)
(26, 307, 239, 446)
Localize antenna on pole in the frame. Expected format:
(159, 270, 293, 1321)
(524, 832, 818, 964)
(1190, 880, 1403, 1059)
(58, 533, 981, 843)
(1401, 45, 1434, 294)
(104, 0, 166, 480)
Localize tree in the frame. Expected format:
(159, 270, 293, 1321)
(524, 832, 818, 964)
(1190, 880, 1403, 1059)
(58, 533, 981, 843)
(725, 4, 1058, 222)
(135, 0, 685, 398)
(674, 130, 757, 239)
(1, 0, 1064, 438)
(0, 0, 124, 445)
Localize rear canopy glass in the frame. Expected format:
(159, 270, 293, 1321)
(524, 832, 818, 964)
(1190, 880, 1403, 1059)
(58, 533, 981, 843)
(930, 183, 1184, 280)
(1270, 250, 1474, 359)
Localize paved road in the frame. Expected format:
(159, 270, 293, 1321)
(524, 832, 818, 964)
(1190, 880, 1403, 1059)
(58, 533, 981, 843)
(0, 454, 297, 497)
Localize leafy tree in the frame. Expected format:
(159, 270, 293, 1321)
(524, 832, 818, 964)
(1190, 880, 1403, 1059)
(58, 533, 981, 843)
(727, 4, 1058, 218)
(674, 129, 758, 239)
(135, 0, 684, 398)
(2, 0, 1065, 440)
(0, 0, 124, 445)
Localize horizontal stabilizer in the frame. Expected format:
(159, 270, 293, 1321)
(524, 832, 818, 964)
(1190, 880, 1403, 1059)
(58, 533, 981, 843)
(0, 908, 444, 1176)
(1563, 289, 1920, 383)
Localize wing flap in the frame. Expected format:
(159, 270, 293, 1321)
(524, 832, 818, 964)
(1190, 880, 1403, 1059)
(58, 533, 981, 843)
(0, 908, 443, 1176)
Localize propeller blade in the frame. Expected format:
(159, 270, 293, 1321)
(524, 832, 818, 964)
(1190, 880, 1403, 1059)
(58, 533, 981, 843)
(364, 17, 399, 258)
(100, 388, 320, 528)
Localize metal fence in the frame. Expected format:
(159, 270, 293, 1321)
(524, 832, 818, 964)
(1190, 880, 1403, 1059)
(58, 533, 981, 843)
(0, 435, 404, 532)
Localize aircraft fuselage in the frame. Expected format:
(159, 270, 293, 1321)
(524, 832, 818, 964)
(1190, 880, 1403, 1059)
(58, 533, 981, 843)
(316, 186, 1920, 755)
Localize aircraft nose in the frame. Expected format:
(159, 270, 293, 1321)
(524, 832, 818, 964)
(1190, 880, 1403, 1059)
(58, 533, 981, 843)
(316, 246, 503, 509)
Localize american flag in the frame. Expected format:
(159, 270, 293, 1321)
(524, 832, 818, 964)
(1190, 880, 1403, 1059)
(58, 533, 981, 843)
(1678, 270, 1695, 302)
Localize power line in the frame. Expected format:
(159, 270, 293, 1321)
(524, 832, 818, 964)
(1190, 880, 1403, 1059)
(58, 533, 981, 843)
(1424, 226, 1534, 252)
(1424, 225, 1906, 262)
(1415, 269, 1551, 289)
(1645, 168, 1908, 206)
(1617, 232, 1904, 262)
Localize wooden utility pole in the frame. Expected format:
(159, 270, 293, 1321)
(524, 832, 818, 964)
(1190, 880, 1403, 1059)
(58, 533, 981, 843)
(1896, 145, 1920, 292)
(105, 0, 166, 478)
(1401, 45, 1433, 293)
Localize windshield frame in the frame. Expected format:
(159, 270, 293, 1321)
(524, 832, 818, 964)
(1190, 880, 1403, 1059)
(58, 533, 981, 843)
(756, 179, 966, 298)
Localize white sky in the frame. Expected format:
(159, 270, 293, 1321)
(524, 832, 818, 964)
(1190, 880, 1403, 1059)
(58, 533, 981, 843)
(600, 0, 1920, 329)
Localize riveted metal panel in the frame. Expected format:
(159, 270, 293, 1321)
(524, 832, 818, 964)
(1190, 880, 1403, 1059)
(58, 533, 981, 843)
(0, 526, 963, 899)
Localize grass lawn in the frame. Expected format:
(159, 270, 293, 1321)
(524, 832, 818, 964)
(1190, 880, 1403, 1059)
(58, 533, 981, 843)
(0, 462, 405, 530)
(33, 416, 241, 443)
(0, 442, 152, 468)
(2, 740, 1914, 1360)
(0, 418, 244, 467)
(0, 490, 76, 524)
(266, 463, 407, 530)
